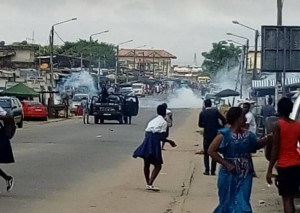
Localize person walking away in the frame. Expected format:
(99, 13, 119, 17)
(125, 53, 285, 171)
(266, 97, 300, 213)
(81, 97, 89, 124)
(243, 102, 258, 177)
(208, 107, 271, 213)
(261, 97, 275, 134)
(0, 109, 16, 192)
(132, 104, 176, 191)
(161, 103, 175, 150)
(199, 99, 226, 175)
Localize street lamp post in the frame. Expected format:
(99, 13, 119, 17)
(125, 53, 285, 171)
(232, 21, 260, 80)
(50, 18, 77, 90)
(227, 33, 249, 98)
(115, 40, 133, 84)
(88, 30, 109, 73)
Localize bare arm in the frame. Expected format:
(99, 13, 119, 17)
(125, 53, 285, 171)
(266, 123, 280, 184)
(256, 134, 273, 150)
(208, 134, 235, 171)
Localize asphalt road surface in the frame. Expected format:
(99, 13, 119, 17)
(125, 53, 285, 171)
(0, 108, 189, 213)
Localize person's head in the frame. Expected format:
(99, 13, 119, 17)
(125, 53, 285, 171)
(204, 99, 212, 108)
(157, 104, 167, 117)
(268, 97, 273, 105)
(226, 107, 244, 127)
(278, 97, 293, 117)
(242, 102, 251, 113)
(162, 103, 168, 109)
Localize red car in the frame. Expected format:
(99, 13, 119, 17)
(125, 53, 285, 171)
(21, 100, 48, 121)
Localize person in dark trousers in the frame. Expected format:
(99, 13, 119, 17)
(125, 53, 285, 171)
(261, 97, 276, 133)
(199, 99, 226, 175)
(0, 112, 16, 192)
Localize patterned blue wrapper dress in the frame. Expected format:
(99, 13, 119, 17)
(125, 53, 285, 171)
(213, 128, 258, 213)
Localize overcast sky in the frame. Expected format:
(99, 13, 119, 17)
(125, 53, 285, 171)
(1, 0, 299, 65)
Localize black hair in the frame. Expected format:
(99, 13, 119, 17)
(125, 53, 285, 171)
(226, 107, 243, 125)
(278, 97, 293, 117)
(204, 99, 212, 108)
(162, 103, 168, 108)
(268, 97, 273, 105)
(157, 104, 167, 117)
(243, 102, 250, 109)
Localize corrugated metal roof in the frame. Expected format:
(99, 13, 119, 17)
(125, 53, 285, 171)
(252, 78, 300, 89)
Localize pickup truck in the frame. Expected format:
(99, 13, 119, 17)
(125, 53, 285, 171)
(90, 94, 138, 124)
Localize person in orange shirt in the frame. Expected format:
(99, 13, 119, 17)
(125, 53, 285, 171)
(267, 97, 300, 213)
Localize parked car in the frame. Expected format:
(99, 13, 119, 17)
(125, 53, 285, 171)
(119, 87, 134, 96)
(0, 96, 24, 128)
(132, 83, 145, 97)
(21, 100, 48, 121)
(70, 93, 89, 114)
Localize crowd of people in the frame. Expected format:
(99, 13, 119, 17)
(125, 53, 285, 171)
(132, 97, 300, 213)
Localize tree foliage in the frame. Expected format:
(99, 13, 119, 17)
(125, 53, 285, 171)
(201, 41, 241, 75)
(37, 40, 116, 68)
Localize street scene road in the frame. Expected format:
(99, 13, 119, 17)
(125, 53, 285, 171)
(1, 102, 297, 213)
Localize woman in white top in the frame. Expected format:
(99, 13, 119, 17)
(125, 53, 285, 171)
(133, 104, 176, 191)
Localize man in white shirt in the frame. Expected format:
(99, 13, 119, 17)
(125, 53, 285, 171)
(243, 103, 257, 134)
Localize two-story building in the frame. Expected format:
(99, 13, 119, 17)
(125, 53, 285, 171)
(117, 49, 176, 77)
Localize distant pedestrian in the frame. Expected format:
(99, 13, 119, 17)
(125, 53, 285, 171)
(81, 97, 89, 124)
(199, 99, 226, 175)
(208, 107, 271, 213)
(132, 104, 176, 191)
(0, 110, 16, 192)
(266, 97, 300, 213)
(261, 97, 275, 133)
(161, 103, 175, 150)
(242, 102, 258, 177)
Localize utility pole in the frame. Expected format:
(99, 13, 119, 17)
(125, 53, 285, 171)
(115, 45, 119, 84)
(152, 51, 155, 78)
(253, 30, 259, 80)
(50, 26, 54, 90)
(276, 0, 283, 84)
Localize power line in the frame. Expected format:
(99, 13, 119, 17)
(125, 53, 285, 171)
(54, 31, 65, 43)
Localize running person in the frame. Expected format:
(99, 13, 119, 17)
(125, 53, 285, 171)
(161, 103, 175, 150)
(80, 97, 89, 124)
(132, 104, 176, 191)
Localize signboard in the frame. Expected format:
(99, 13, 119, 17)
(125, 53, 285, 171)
(261, 25, 300, 72)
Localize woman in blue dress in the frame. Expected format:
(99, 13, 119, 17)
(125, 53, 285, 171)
(208, 107, 271, 213)
(133, 104, 176, 191)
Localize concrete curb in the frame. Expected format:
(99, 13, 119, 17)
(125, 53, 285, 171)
(171, 158, 196, 213)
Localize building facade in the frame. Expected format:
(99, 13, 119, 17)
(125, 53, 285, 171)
(118, 49, 176, 77)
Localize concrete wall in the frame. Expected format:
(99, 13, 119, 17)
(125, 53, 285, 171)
(11, 49, 35, 63)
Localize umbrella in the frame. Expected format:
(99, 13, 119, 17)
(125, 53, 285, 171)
(215, 89, 239, 98)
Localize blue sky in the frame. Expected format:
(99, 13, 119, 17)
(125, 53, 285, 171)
(1, 0, 299, 65)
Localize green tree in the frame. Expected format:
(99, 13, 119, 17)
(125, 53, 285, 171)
(37, 40, 116, 68)
(201, 41, 241, 75)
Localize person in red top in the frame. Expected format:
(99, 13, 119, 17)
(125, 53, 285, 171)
(267, 97, 300, 213)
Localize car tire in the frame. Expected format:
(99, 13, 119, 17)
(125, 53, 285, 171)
(17, 118, 23, 128)
(94, 116, 99, 124)
(119, 116, 124, 124)
(43, 117, 48, 121)
(100, 119, 104, 124)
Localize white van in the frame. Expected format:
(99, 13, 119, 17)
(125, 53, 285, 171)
(132, 83, 145, 97)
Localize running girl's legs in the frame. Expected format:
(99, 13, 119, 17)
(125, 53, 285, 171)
(148, 164, 162, 186)
(0, 168, 9, 180)
(143, 160, 150, 185)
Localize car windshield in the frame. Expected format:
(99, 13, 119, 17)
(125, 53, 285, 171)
(73, 95, 88, 102)
(0, 99, 11, 108)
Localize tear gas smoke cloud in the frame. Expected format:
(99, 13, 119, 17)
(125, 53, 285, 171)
(140, 88, 203, 109)
(57, 71, 98, 96)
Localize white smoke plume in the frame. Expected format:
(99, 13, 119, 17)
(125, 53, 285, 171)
(139, 88, 203, 109)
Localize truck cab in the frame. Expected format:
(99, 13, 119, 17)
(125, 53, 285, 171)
(90, 94, 139, 124)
